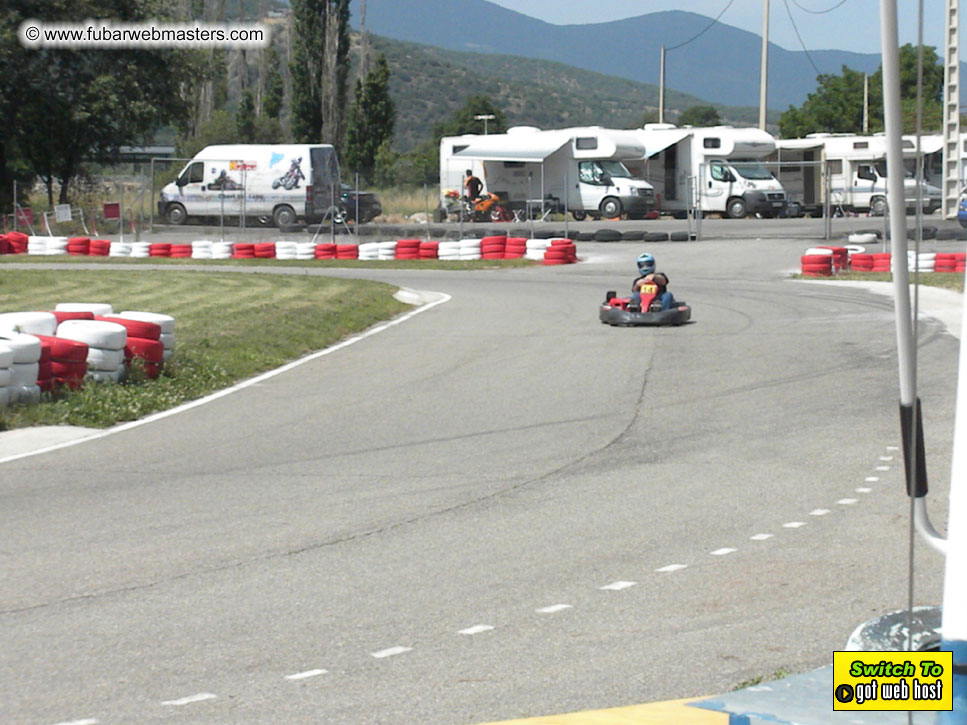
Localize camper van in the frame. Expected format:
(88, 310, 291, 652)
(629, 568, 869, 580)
(159, 144, 341, 227)
(773, 133, 943, 216)
(439, 127, 656, 220)
(625, 125, 788, 218)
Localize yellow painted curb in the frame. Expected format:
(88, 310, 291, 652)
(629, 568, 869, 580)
(473, 697, 729, 724)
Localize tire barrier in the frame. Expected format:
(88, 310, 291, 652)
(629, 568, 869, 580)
(804, 247, 967, 276)
(0, 305, 176, 405)
(0, 234, 582, 265)
(800, 252, 833, 277)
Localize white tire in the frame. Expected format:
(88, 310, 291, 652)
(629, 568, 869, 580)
(159, 332, 175, 349)
(86, 369, 122, 384)
(804, 247, 834, 256)
(0, 332, 41, 363)
(0, 368, 12, 387)
(57, 320, 127, 351)
(848, 232, 878, 244)
(56, 302, 113, 315)
(0, 344, 13, 368)
(87, 347, 124, 371)
(117, 311, 175, 334)
(12, 384, 41, 404)
(109, 243, 131, 257)
(162, 347, 173, 361)
(0, 311, 57, 336)
(11, 362, 39, 386)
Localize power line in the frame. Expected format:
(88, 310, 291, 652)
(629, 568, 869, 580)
(665, 0, 737, 51)
(783, 0, 823, 76)
(788, 0, 850, 14)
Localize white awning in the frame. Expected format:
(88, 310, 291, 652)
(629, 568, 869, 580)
(638, 129, 691, 158)
(452, 133, 570, 162)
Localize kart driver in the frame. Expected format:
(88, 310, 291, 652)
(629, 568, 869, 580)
(629, 252, 675, 312)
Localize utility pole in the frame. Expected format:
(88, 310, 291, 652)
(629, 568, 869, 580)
(658, 45, 666, 124)
(758, 0, 769, 130)
(474, 114, 495, 135)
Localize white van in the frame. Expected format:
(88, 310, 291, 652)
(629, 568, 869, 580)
(158, 144, 341, 227)
(627, 125, 788, 218)
(439, 127, 656, 220)
(773, 134, 942, 216)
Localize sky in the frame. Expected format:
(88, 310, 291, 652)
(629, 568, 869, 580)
(484, 1, 954, 56)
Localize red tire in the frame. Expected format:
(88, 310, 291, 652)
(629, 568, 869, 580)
(801, 255, 833, 265)
(95, 315, 161, 341)
(801, 263, 834, 273)
(52, 360, 88, 377)
(33, 335, 89, 362)
(124, 337, 165, 364)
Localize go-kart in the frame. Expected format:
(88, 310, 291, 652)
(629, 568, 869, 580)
(599, 282, 691, 326)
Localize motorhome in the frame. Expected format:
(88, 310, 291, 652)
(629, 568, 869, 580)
(623, 124, 788, 218)
(158, 144, 341, 227)
(439, 127, 656, 220)
(772, 133, 943, 216)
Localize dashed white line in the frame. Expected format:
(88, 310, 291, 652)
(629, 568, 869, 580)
(599, 581, 637, 591)
(161, 693, 217, 707)
(783, 521, 806, 528)
(838, 498, 858, 505)
(809, 509, 830, 516)
(875, 465, 890, 471)
(750, 533, 774, 541)
(458, 625, 495, 635)
(656, 564, 688, 572)
(856, 487, 873, 493)
(865, 476, 880, 482)
(285, 669, 327, 680)
(710, 548, 737, 556)
(371, 646, 412, 659)
(879, 456, 894, 462)
(536, 604, 572, 614)
(886, 445, 899, 451)
(51, 720, 99, 725)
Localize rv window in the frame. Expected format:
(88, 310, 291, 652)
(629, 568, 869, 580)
(827, 160, 842, 175)
(853, 141, 869, 150)
(703, 138, 721, 149)
(503, 161, 525, 168)
(453, 145, 468, 154)
(732, 161, 774, 180)
(857, 164, 877, 181)
(579, 161, 601, 184)
(575, 137, 598, 150)
(709, 163, 730, 181)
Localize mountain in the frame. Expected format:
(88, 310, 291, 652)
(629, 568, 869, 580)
(349, 0, 896, 110)
(371, 35, 764, 151)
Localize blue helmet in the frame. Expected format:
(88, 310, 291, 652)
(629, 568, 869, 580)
(637, 252, 655, 276)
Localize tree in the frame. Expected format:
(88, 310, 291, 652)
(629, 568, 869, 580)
(779, 44, 943, 138)
(344, 54, 395, 183)
(678, 105, 720, 127)
(236, 90, 256, 143)
(262, 45, 284, 120)
(432, 95, 507, 139)
(289, 0, 350, 145)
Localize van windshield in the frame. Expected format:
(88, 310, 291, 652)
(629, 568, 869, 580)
(872, 161, 914, 179)
(598, 161, 632, 178)
(731, 161, 774, 180)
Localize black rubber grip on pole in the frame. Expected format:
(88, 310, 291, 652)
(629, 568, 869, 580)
(899, 400, 928, 498)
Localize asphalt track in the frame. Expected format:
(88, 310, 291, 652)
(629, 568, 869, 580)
(0, 238, 959, 724)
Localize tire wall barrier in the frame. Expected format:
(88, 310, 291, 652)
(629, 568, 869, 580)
(804, 247, 967, 275)
(0, 235, 581, 265)
(0, 303, 175, 407)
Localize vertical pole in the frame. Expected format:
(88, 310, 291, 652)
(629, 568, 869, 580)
(356, 171, 360, 240)
(759, 0, 769, 131)
(563, 169, 569, 240)
(119, 182, 125, 245)
(658, 46, 666, 125)
(12, 180, 17, 232)
(423, 182, 430, 243)
(863, 74, 870, 133)
(149, 158, 155, 230)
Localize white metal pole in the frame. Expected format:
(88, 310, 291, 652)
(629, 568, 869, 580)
(758, 0, 769, 130)
(658, 46, 666, 125)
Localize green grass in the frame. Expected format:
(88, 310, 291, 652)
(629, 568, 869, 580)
(0, 270, 413, 430)
(0, 255, 535, 271)
(799, 271, 966, 293)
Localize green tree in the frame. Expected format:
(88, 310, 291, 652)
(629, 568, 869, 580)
(432, 95, 507, 139)
(344, 54, 395, 183)
(677, 105, 720, 127)
(289, 0, 350, 145)
(2, 0, 190, 207)
(779, 45, 943, 138)
(262, 45, 284, 120)
(236, 90, 256, 143)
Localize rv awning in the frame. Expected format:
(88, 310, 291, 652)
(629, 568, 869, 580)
(640, 129, 691, 158)
(452, 135, 570, 162)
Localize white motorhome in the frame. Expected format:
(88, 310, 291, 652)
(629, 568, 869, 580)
(624, 124, 788, 218)
(159, 144, 341, 227)
(439, 126, 656, 220)
(773, 133, 943, 216)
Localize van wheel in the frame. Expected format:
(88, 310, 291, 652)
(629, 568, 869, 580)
(273, 205, 297, 228)
(870, 197, 887, 216)
(726, 197, 748, 219)
(165, 203, 187, 225)
(599, 197, 622, 219)
(571, 210, 587, 221)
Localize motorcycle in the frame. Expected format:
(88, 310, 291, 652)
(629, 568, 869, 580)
(272, 158, 305, 191)
(441, 191, 512, 223)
